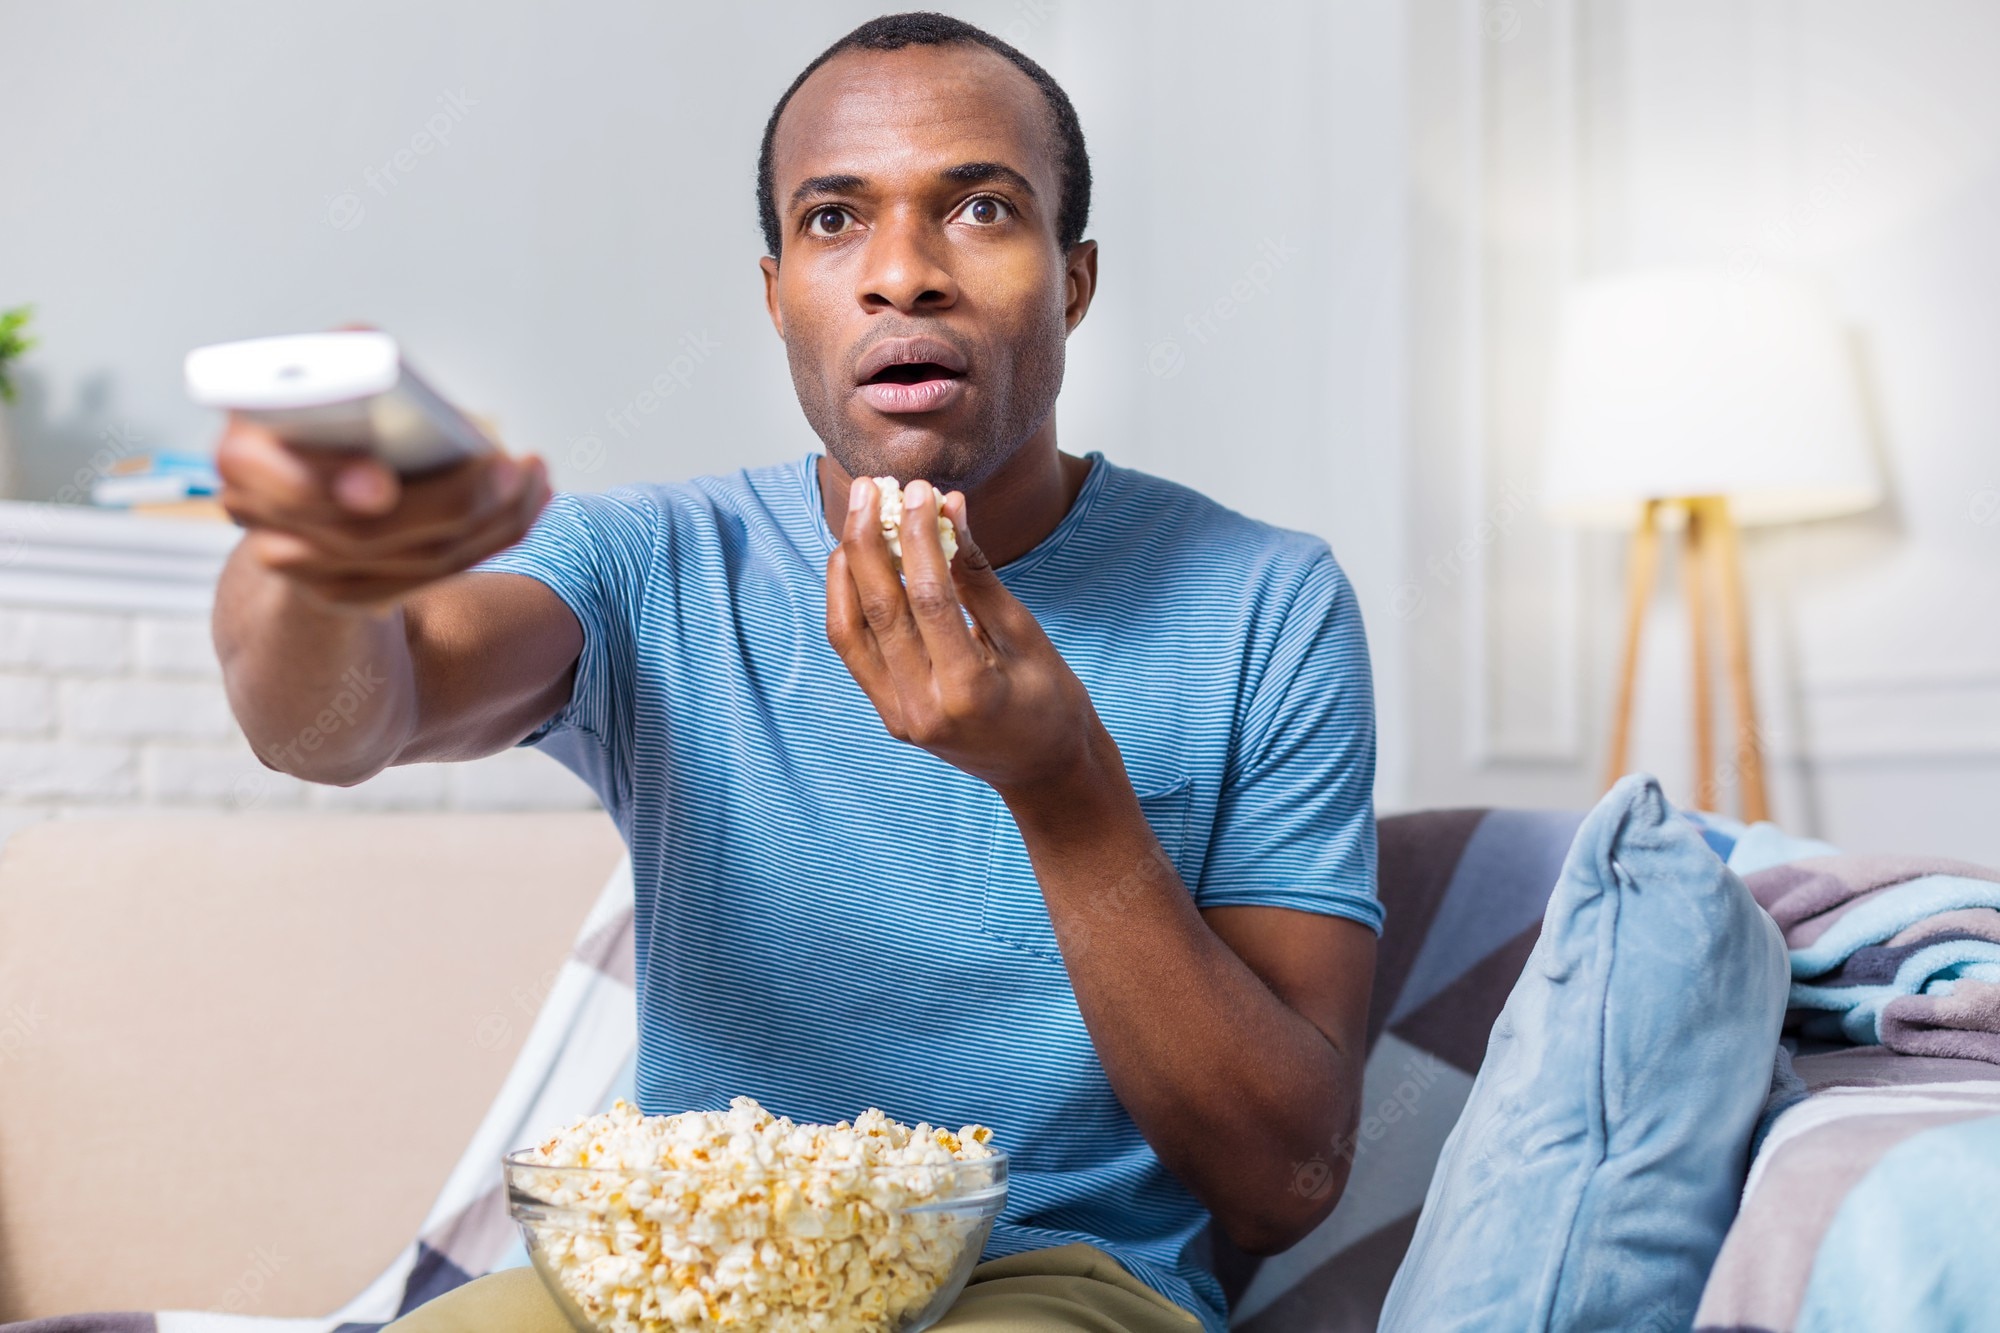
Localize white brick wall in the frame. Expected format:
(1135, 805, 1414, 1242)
(0, 740, 138, 801)
(64, 678, 239, 741)
(0, 609, 132, 675)
(0, 676, 58, 736)
(0, 603, 600, 844)
(134, 615, 222, 677)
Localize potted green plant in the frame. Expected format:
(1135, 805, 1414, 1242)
(0, 305, 34, 499)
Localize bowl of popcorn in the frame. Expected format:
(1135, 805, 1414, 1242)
(504, 1097, 1008, 1333)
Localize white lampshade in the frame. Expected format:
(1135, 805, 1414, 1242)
(1542, 268, 1881, 527)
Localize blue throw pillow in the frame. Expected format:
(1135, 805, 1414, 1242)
(1380, 775, 1789, 1332)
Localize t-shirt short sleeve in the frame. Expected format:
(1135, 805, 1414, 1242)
(473, 490, 659, 818)
(1195, 550, 1382, 933)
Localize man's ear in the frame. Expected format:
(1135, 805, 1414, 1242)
(760, 255, 785, 340)
(1063, 240, 1099, 334)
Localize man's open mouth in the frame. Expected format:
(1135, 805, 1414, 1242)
(854, 336, 971, 414)
(863, 361, 965, 387)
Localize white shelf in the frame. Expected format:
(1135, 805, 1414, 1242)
(0, 500, 239, 614)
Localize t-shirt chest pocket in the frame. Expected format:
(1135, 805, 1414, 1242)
(979, 775, 1195, 960)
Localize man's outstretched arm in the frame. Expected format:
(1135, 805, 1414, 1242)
(212, 419, 581, 784)
(826, 476, 1373, 1255)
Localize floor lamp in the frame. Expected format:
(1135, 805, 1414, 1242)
(1542, 269, 1881, 819)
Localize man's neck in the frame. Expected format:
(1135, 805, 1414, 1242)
(817, 432, 1093, 569)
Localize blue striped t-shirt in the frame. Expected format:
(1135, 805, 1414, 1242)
(477, 450, 1379, 1332)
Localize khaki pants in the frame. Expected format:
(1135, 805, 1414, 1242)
(384, 1242, 1204, 1333)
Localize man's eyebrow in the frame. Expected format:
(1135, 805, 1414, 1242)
(785, 163, 1038, 213)
(789, 173, 868, 210)
(941, 161, 1037, 196)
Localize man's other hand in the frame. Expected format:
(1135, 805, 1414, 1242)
(216, 417, 550, 611)
(826, 476, 1106, 798)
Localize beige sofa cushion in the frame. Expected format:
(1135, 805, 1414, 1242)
(0, 811, 624, 1320)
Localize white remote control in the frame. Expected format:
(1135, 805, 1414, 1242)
(185, 331, 495, 474)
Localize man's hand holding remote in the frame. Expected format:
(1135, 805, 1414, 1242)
(217, 417, 549, 610)
(211, 419, 576, 786)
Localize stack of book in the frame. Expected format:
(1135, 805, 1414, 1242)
(89, 450, 225, 519)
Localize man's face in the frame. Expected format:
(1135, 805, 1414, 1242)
(761, 43, 1094, 494)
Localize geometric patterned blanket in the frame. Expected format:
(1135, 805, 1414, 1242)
(1208, 807, 1585, 1330)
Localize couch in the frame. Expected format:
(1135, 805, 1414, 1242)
(0, 812, 625, 1317)
(2, 807, 1991, 1329)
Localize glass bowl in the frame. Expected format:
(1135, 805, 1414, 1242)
(503, 1149, 1008, 1333)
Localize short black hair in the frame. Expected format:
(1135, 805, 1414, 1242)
(756, 11, 1091, 259)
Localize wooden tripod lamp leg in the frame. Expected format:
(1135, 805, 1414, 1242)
(1606, 499, 1664, 792)
(1703, 496, 1772, 822)
(1684, 500, 1717, 812)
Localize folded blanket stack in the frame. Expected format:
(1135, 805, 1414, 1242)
(1744, 854, 2000, 1063)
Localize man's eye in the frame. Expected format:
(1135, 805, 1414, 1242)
(956, 196, 1011, 226)
(806, 206, 854, 237)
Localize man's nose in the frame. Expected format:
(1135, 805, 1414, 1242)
(857, 212, 957, 313)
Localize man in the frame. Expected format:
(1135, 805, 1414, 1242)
(213, 13, 1379, 1332)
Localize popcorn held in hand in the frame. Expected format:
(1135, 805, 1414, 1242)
(874, 477, 959, 571)
(513, 1097, 999, 1333)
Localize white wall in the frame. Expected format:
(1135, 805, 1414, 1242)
(1054, 0, 1410, 799)
(0, 0, 1412, 803)
(1621, 0, 2000, 859)
(1405, 0, 2000, 859)
(17, 1, 1985, 853)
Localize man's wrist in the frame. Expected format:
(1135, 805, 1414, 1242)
(994, 719, 1132, 839)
